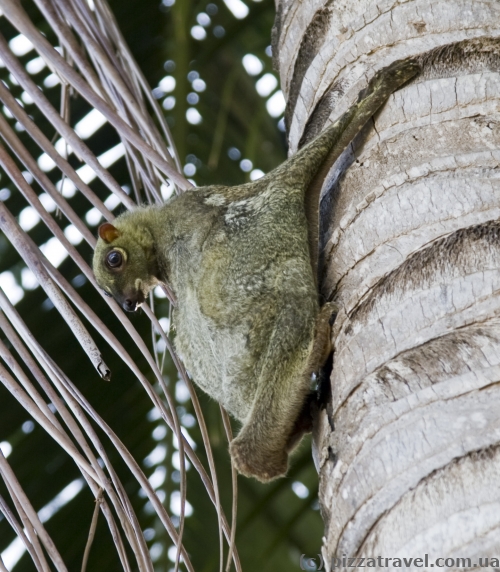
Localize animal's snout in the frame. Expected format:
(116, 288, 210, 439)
(123, 298, 137, 312)
(121, 288, 145, 312)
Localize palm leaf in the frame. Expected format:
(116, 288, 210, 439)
(0, 0, 235, 569)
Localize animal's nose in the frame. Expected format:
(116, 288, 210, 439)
(123, 298, 136, 312)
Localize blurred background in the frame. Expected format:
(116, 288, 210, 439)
(0, 0, 324, 570)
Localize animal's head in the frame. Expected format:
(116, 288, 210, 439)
(92, 219, 159, 312)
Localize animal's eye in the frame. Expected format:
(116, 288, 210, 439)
(106, 250, 123, 269)
(103, 290, 112, 298)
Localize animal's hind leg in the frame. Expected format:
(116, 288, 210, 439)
(229, 302, 337, 482)
(229, 359, 311, 482)
(286, 302, 337, 452)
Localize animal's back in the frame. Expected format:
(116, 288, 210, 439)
(170, 184, 318, 421)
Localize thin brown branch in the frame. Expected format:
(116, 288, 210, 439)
(0, 35, 134, 211)
(81, 489, 103, 572)
(220, 406, 241, 572)
(0, 356, 102, 486)
(0, 494, 49, 572)
(0, 201, 110, 380)
(1, 0, 191, 189)
(0, 451, 68, 572)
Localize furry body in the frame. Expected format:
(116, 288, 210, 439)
(93, 61, 418, 481)
(171, 184, 318, 422)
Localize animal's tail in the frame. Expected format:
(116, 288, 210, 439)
(274, 58, 421, 285)
(277, 58, 421, 193)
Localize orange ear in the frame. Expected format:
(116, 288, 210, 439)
(98, 223, 120, 243)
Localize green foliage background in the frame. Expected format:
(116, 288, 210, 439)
(0, 0, 324, 570)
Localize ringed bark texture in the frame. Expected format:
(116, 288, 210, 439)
(274, 0, 500, 568)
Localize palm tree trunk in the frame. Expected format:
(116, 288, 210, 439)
(274, 0, 500, 565)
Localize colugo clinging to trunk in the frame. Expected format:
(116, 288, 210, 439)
(93, 60, 418, 482)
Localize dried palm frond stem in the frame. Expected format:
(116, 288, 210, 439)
(0, 0, 240, 570)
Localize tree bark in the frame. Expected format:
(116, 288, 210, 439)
(273, 0, 500, 568)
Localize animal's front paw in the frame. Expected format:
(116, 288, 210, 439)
(230, 436, 288, 482)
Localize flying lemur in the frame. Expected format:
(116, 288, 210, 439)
(93, 60, 418, 482)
